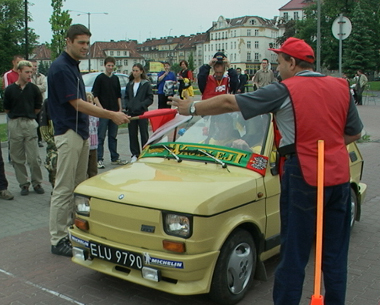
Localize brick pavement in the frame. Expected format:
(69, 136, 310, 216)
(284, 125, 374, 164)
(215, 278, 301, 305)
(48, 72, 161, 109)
(0, 96, 379, 304)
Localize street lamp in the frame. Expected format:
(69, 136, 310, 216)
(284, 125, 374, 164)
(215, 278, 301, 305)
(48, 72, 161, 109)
(68, 10, 108, 72)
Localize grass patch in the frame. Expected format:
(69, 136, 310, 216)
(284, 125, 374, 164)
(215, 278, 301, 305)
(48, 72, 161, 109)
(0, 123, 7, 142)
(369, 81, 380, 91)
(357, 134, 371, 143)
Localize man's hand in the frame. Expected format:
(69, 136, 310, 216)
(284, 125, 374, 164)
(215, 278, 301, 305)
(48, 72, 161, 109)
(110, 111, 130, 125)
(168, 92, 193, 116)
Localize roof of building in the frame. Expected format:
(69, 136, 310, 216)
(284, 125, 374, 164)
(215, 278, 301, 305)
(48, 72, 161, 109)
(31, 44, 51, 60)
(279, 0, 314, 11)
(226, 15, 276, 27)
(90, 40, 143, 58)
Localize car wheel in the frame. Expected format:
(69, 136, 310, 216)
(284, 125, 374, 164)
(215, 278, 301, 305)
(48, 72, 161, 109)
(209, 229, 256, 305)
(350, 188, 358, 230)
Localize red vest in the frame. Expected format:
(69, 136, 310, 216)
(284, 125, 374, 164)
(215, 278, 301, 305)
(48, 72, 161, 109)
(282, 76, 350, 186)
(202, 75, 230, 100)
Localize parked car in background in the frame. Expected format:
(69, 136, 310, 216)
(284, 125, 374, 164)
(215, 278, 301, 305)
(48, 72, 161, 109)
(82, 72, 130, 108)
(69, 112, 367, 305)
(147, 72, 158, 92)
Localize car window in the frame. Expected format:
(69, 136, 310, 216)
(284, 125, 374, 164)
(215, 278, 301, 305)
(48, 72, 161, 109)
(155, 113, 270, 154)
(117, 75, 128, 87)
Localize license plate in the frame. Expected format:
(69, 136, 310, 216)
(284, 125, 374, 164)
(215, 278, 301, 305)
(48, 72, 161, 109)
(89, 241, 143, 270)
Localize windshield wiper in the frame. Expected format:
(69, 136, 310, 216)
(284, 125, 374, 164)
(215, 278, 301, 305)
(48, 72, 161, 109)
(151, 144, 182, 163)
(196, 149, 229, 171)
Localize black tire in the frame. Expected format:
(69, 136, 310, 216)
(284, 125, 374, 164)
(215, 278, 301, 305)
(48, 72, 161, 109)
(350, 188, 358, 230)
(209, 229, 256, 305)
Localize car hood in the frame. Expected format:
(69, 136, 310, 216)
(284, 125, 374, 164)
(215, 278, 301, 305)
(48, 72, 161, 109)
(75, 158, 261, 216)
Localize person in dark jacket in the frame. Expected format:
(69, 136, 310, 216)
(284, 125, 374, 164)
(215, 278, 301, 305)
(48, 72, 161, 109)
(197, 52, 238, 99)
(125, 63, 153, 162)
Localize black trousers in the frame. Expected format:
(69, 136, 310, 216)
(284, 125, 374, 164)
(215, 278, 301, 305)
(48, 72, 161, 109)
(158, 94, 172, 109)
(128, 119, 149, 157)
(0, 145, 9, 190)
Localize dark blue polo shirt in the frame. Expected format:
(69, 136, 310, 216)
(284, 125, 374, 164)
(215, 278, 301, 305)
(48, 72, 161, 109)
(47, 51, 89, 139)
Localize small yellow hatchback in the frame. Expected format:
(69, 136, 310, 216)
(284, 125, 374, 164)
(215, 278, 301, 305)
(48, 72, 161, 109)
(69, 113, 367, 305)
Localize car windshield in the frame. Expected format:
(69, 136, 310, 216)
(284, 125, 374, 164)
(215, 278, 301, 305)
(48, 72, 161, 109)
(152, 113, 270, 154)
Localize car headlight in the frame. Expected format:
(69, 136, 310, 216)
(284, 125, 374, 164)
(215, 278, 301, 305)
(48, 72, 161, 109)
(74, 194, 90, 216)
(163, 213, 192, 238)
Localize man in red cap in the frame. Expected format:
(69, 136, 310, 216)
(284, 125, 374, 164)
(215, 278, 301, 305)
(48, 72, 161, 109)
(169, 37, 363, 305)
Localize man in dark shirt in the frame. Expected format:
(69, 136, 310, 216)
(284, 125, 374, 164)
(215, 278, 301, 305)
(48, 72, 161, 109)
(236, 68, 248, 93)
(92, 57, 126, 169)
(48, 24, 129, 257)
(3, 60, 44, 196)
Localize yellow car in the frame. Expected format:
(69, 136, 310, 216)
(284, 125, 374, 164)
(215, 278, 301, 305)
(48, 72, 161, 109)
(69, 113, 367, 305)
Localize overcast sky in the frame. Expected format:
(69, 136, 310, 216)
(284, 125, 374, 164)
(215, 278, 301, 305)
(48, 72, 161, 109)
(29, 0, 287, 44)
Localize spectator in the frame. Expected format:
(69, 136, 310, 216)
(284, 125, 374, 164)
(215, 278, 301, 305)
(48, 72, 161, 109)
(355, 69, 368, 105)
(48, 24, 129, 257)
(157, 62, 177, 109)
(125, 63, 153, 163)
(198, 52, 238, 99)
(30, 59, 46, 147)
(2, 55, 24, 89)
(236, 67, 248, 93)
(177, 60, 194, 99)
(252, 58, 276, 89)
(86, 92, 99, 178)
(39, 99, 57, 188)
(92, 56, 126, 169)
(3, 60, 44, 196)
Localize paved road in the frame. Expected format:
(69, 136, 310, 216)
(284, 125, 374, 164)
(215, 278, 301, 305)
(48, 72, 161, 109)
(0, 96, 379, 305)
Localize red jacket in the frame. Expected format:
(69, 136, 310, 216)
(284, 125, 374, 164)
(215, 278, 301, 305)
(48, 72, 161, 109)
(202, 76, 230, 100)
(282, 76, 350, 186)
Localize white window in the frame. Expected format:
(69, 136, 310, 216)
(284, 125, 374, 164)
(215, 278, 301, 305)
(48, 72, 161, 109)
(117, 51, 120, 56)
(250, 19, 256, 25)
(110, 51, 114, 55)
(255, 41, 259, 49)
(247, 29, 251, 36)
(255, 53, 259, 61)
(124, 59, 128, 65)
(294, 12, 299, 20)
(247, 52, 251, 61)
(255, 29, 259, 36)
(247, 41, 251, 49)
(284, 12, 289, 21)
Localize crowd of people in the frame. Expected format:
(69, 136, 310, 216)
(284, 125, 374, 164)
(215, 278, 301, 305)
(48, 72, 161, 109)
(0, 22, 368, 304)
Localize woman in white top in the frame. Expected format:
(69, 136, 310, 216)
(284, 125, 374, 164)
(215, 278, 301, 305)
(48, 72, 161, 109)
(124, 63, 153, 162)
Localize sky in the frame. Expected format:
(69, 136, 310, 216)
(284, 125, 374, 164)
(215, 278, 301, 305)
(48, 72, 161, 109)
(28, 0, 287, 44)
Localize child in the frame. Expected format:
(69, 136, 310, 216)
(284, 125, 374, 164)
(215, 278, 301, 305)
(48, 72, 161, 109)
(86, 92, 99, 177)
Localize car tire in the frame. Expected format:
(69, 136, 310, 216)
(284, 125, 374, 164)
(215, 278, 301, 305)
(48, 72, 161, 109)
(350, 188, 358, 230)
(209, 228, 256, 305)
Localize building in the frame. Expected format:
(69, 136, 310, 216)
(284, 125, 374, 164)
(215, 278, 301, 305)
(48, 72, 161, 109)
(203, 15, 279, 75)
(279, 0, 315, 22)
(88, 40, 143, 74)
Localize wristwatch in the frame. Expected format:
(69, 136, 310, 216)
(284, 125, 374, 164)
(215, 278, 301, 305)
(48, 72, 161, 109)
(189, 101, 198, 115)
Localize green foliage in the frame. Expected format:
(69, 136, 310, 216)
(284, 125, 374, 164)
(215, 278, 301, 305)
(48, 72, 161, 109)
(38, 61, 50, 75)
(48, 0, 72, 60)
(171, 63, 181, 74)
(188, 52, 195, 71)
(0, 0, 38, 73)
(343, 1, 378, 76)
(280, 0, 380, 72)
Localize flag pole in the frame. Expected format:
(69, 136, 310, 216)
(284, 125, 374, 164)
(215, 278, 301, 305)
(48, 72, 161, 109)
(310, 140, 325, 305)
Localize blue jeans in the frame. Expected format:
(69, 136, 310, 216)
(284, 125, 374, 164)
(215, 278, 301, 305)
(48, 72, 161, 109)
(97, 118, 119, 162)
(273, 156, 351, 305)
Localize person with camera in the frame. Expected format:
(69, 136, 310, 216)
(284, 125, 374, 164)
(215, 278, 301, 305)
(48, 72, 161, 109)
(177, 60, 193, 99)
(197, 52, 238, 100)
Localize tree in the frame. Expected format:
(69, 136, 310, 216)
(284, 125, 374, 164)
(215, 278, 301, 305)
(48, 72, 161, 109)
(0, 0, 38, 73)
(38, 60, 49, 75)
(343, 1, 378, 76)
(48, 0, 71, 60)
(277, 20, 296, 45)
(188, 52, 195, 71)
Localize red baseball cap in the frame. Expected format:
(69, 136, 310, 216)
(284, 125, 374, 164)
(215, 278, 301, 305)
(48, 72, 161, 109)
(269, 37, 315, 63)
